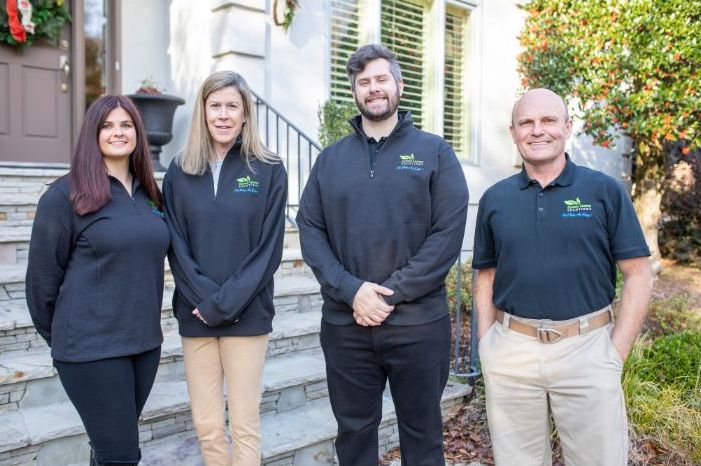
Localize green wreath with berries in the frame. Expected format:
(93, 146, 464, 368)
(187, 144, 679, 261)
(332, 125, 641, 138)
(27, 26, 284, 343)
(1, 0, 71, 48)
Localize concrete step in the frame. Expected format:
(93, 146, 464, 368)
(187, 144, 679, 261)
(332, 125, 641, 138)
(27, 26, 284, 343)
(0, 264, 320, 353)
(139, 381, 471, 466)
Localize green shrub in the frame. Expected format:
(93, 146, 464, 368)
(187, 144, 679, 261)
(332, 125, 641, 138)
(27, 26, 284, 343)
(614, 267, 623, 300)
(317, 100, 357, 147)
(445, 262, 472, 315)
(639, 331, 701, 399)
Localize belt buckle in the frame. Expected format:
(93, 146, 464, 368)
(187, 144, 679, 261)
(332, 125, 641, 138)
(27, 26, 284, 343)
(537, 320, 563, 343)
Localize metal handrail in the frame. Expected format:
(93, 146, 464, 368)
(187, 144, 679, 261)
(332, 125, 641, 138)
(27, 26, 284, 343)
(451, 249, 481, 385)
(250, 91, 322, 225)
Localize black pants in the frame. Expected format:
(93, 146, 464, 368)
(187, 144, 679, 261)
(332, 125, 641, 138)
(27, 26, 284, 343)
(53, 346, 161, 465)
(321, 316, 451, 466)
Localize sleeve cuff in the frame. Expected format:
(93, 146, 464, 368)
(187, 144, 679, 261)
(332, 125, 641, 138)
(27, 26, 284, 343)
(196, 298, 224, 327)
(338, 274, 364, 307)
(380, 277, 404, 305)
(613, 248, 651, 261)
(383, 290, 404, 306)
(471, 259, 497, 270)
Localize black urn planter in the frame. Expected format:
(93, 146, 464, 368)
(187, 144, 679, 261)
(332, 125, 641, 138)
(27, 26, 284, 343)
(128, 93, 185, 171)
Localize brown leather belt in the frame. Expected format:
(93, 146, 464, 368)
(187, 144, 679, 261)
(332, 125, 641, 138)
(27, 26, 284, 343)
(495, 307, 613, 343)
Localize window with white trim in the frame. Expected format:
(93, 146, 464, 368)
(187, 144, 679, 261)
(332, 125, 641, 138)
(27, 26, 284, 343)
(381, 0, 427, 128)
(330, 0, 361, 104)
(329, 0, 475, 160)
(444, 5, 471, 160)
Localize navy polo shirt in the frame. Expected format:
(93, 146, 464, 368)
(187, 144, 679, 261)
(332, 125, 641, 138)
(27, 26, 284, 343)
(472, 155, 650, 320)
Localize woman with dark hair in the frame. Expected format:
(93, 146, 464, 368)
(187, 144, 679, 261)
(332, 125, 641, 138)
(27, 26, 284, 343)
(26, 95, 170, 466)
(163, 70, 286, 466)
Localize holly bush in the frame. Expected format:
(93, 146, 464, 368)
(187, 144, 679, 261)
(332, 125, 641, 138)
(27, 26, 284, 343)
(518, 0, 701, 267)
(519, 0, 700, 154)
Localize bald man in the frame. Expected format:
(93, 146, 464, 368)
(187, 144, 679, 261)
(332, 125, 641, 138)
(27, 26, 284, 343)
(472, 89, 653, 465)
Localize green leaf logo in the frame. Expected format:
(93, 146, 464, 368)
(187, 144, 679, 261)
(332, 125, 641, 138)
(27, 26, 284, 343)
(399, 154, 414, 161)
(564, 200, 578, 206)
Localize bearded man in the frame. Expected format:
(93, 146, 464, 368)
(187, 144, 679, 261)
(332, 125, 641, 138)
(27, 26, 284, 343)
(296, 44, 469, 466)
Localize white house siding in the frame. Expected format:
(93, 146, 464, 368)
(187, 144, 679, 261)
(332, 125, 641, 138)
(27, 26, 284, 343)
(117, 0, 629, 252)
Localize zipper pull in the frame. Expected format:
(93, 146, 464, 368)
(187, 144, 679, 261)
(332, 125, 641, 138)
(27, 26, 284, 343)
(370, 169, 374, 179)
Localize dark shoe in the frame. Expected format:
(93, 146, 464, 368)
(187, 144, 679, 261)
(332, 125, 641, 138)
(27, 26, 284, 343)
(89, 445, 97, 466)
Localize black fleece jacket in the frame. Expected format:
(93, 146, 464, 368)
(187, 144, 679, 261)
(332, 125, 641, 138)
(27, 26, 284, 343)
(296, 112, 469, 325)
(26, 176, 170, 362)
(162, 144, 287, 337)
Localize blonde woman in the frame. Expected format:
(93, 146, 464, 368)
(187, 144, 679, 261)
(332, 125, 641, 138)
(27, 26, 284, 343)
(162, 71, 287, 466)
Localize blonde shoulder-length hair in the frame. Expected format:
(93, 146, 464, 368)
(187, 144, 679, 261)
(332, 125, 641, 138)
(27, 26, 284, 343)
(178, 71, 279, 175)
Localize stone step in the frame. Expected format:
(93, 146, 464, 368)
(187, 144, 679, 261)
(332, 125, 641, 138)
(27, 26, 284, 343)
(0, 309, 323, 402)
(0, 225, 31, 267)
(0, 215, 306, 268)
(139, 380, 471, 466)
(1, 250, 312, 300)
(0, 375, 468, 466)
(0, 165, 69, 182)
(0, 262, 319, 352)
(0, 193, 41, 227)
(0, 350, 330, 462)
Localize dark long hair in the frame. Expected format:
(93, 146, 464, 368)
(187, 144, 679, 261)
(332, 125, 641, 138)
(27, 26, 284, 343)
(69, 95, 162, 215)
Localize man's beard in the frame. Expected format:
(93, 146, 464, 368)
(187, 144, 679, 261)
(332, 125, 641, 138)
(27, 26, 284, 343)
(355, 87, 401, 122)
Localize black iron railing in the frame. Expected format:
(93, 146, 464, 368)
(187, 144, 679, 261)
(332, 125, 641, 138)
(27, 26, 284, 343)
(251, 91, 322, 225)
(451, 250, 481, 385)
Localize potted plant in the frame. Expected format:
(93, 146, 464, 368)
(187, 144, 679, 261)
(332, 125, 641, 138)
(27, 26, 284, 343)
(128, 78, 184, 171)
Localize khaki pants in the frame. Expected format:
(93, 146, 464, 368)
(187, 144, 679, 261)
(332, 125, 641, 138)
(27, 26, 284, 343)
(479, 310, 628, 466)
(182, 335, 269, 466)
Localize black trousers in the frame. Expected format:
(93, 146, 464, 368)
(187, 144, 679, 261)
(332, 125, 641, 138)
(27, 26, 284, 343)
(321, 316, 451, 466)
(53, 346, 161, 465)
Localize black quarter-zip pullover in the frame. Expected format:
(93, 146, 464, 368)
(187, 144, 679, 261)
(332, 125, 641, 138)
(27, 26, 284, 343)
(26, 175, 170, 362)
(163, 144, 287, 337)
(296, 112, 469, 325)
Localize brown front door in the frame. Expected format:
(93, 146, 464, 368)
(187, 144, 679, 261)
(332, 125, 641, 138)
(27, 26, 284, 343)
(0, 42, 73, 164)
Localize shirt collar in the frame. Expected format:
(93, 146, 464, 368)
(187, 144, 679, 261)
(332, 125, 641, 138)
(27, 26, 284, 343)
(518, 153, 576, 189)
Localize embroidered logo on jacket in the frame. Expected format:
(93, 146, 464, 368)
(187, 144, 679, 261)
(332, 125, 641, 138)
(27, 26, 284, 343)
(149, 200, 165, 217)
(234, 175, 260, 194)
(396, 153, 424, 171)
(561, 197, 592, 218)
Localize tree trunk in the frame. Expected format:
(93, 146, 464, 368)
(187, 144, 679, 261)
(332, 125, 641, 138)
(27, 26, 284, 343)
(633, 176, 663, 274)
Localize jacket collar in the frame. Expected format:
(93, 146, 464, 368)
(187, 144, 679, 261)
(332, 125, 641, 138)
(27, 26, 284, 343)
(224, 136, 243, 158)
(108, 173, 141, 192)
(349, 110, 414, 141)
